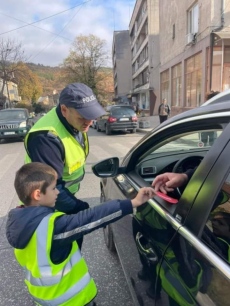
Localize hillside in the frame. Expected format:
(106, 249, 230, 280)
(27, 63, 67, 96)
(26, 63, 114, 104)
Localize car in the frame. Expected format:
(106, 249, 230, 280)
(0, 108, 33, 141)
(96, 105, 138, 135)
(201, 88, 230, 107)
(92, 101, 230, 306)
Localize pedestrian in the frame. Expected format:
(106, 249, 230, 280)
(24, 83, 106, 216)
(136, 104, 140, 115)
(158, 98, 170, 124)
(6, 162, 156, 306)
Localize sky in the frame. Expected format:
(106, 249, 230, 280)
(0, 0, 135, 67)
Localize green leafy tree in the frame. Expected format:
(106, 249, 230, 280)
(63, 34, 109, 98)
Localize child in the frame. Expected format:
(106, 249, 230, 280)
(6, 162, 155, 306)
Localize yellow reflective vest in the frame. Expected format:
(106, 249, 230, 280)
(24, 108, 89, 194)
(14, 212, 97, 306)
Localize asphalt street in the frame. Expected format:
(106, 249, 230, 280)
(0, 129, 145, 306)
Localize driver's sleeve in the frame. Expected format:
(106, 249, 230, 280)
(27, 132, 89, 214)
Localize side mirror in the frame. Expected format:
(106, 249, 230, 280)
(92, 157, 120, 177)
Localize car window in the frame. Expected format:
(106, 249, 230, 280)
(149, 129, 222, 155)
(0, 110, 26, 120)
(201, 171, 230, 264)
(111, 107, 135, 116)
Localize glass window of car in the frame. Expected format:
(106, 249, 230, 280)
(111, 107, 136, 116)
(0, 110, 27, 120)
(144, 129, 222, 157)
(201, 171, 230, 264)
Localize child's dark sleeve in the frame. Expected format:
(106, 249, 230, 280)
(53, 199, 133, 246)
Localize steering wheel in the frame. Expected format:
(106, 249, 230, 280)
(172, 155, 203, 196)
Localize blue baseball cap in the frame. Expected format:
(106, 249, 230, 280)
(59, 83, 106, 120)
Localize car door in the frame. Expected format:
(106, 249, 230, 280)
(107, 116, 230, 305)
(155, 122, 230, 306)
(97, 112, 109, 131)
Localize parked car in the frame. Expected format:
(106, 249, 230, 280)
(92, 102, 230, 306)
(0, 108, 33, 141)
(201, 88, 230, 107)
(96, 105, 138, 135)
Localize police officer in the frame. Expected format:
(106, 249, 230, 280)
(24, 83, 106, 219)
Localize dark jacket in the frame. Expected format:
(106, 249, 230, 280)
(158, 103, 170, 116)
(6, 199, 133, 264)
(26, 105, 89, 214)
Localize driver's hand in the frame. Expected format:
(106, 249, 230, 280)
(152, 172, 188, 194)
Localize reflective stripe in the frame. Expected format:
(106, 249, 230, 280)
(33, 273, 91, 306)
(25, 249, 82, 286)
(65, 174, 84, 188)
(54, 210, 122, 240)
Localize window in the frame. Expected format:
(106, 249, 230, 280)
(161, 69, 170, 102)
(185, 53, 202, 107)
(172, 63, 182, 106)
(187, 3, 199, 34)
(201, 171, 230, 264)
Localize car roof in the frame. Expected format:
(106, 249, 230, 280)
(201, 89, 230, 106)
(157, 101, 230, 129)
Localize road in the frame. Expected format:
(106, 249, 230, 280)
(0, 128, 145, 306)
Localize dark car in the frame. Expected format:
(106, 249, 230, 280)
(92, 102, 230, 306)
(0, 108, 33, 141)
(96, 105, 138, 135)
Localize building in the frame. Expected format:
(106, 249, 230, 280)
(159, 0, 230, 115)
(0, 77, 20, 109)
(112, 31, 132, 104)
(129, 0, 160, 115)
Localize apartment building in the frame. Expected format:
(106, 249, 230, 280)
(112, 31, 132, 104)
(129, 0, 160, 115)
(159, 0, 230, 115)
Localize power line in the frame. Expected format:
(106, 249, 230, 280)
(0, 0, 92, 36)
(0, 12, 73, 42)
(28, 0, 91, 62)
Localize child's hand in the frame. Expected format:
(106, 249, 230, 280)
(131, 187, 156, 208)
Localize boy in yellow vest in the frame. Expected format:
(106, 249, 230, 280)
(6, 162, 155, 306)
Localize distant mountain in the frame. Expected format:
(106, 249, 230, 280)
(26, 63, 67, 96)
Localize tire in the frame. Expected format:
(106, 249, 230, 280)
(100, 189, 116, 252)
(105, 124, 111, 135)
(103, 224, 116, 252)
(130, 128, 137, 133)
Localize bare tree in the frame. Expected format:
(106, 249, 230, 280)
(63, 34, 110, 98)
(0, 38, 27, 108)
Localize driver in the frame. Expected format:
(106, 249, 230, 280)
(152, 169, 195, 193)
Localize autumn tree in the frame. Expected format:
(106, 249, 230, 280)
(0, 38, 27, 107)
(63, 34, 112, 102)
(15, 63, 43, 104)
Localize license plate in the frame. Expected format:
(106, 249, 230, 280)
(4, 131, 15, 135)
(119, 118, 129, 121)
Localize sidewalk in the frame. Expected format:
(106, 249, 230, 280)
(137, 115, 160, 133)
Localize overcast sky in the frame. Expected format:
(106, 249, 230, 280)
(0, 0, 135, 67)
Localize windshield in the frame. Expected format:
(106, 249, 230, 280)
(0, 110, 27, 120)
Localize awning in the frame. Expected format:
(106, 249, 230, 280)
(213, 31, 230, 39)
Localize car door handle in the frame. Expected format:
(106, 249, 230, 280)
(136, 232, 158, 265)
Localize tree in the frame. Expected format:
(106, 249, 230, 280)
(0, 38, 27, 107)
(15, 63, 43, 104)
(63, 34, 110, 99)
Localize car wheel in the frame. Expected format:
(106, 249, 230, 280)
(103, 224, 116, 252)
(130, 128, 137, 133)
(97, 124, 101, 132)
(105, 124, 111, 135)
